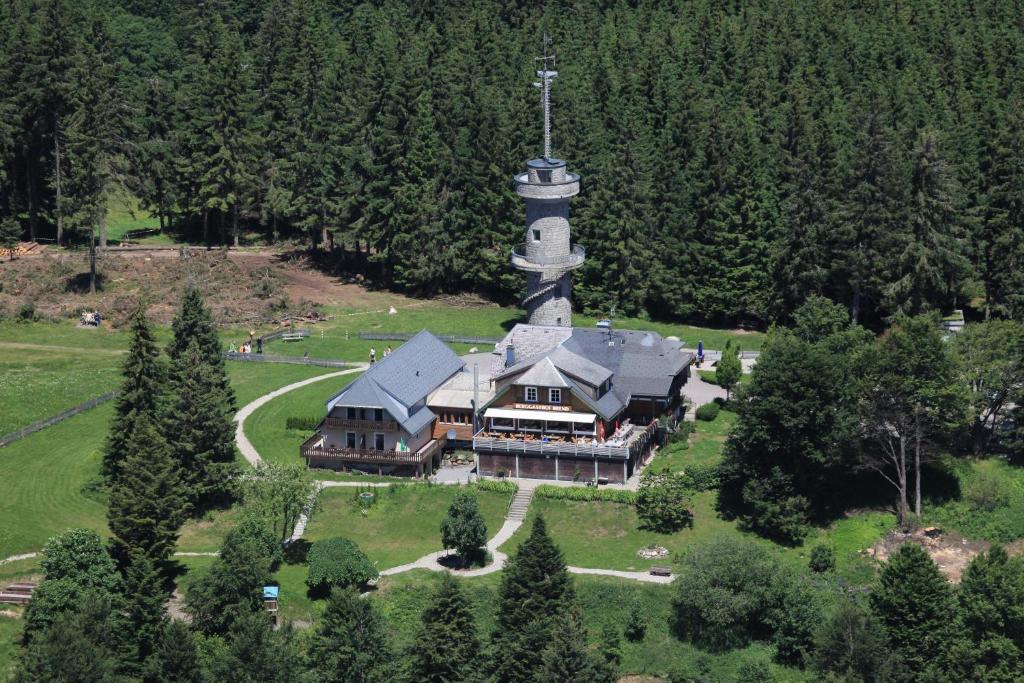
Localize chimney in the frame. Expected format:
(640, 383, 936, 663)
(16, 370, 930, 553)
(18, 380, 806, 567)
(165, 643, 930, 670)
(505, 344, 516, 367)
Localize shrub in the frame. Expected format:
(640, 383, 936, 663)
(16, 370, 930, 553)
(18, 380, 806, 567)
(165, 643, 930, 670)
(17, 301, 38, 322)
(624, 602, 647, 642)
(474, 479, 518, 495)
(672, 537, 820, 656)
(285, 416, 320, 431)
(808, 544, 836, 573)
(695, 403, 720, 421)
(681, 463, 720, 491)
(965, 470, 1012, 512)
(305, 538, 377, 592)
(534, 485, 637, 505)
(636, 470, 692, 532)
(666, 421, 694, 445)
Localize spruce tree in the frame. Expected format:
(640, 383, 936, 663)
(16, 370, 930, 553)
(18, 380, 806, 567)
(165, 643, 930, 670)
(166, 287, 236, 507)
(170, 338, 236, 507)
(538, 608, 614, 683)
(957, 546, 1024, 680)
(143, 621, 203, 683)
(122, 549, 168, 663)
(307, 587, 393, 683)
(885, 131, 964, 316)
(408, 573, 481, 683)
(488, 516, 574, 682)
(104, 305, 167, 481)
(870, 544, 960, 678)
(107, 413, 188, 568)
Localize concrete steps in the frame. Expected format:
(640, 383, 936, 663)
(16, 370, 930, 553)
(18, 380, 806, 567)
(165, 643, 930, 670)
(506, 486, 535, 522)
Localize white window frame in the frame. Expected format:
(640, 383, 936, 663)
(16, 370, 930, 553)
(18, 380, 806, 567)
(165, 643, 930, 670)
(525, 386, 538, 403)
(549, 388, 562, 404)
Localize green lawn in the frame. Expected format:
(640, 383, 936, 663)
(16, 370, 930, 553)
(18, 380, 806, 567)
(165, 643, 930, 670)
(0, 403, 111, 559)
(303, 484, 513, 569)
(0, 616, 22, 680)
(698, 368, 753, 386)
(225, 361, 339, 408)
(654, 410, 737, 473)
(0, 346, 121, 435)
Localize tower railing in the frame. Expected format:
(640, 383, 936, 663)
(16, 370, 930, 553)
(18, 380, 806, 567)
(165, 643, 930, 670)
(511, 243, 585, 269)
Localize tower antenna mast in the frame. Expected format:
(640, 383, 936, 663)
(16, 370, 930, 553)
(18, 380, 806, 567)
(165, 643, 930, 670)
(533, 33, 557, 161)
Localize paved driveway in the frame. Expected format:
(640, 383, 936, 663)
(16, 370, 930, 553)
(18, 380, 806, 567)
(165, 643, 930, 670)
(681, 364, 727, 410)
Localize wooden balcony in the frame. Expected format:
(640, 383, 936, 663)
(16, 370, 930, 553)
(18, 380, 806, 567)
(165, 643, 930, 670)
(323, 417, 399, 432)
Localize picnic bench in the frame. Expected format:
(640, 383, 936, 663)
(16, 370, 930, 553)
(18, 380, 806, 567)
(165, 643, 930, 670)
(649, 566, 672, 577)
(0, 582, 37, 605)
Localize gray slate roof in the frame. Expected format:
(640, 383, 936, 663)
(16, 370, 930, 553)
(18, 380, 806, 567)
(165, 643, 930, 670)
(326, 330, 463, 434)
(489, 324, 692, 420)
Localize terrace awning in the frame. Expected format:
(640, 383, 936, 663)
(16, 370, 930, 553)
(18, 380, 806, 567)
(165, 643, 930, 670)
(484, 408, 596, 424)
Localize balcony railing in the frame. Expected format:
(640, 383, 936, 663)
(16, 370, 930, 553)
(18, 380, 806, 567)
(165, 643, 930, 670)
(472, 421, 657, 461)
(324, 417, 399, 432)
(510, 244, 586, 272)
(301, 434, 442, 464)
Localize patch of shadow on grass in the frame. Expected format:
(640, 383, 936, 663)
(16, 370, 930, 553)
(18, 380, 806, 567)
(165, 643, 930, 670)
(284, 539, 311, 565)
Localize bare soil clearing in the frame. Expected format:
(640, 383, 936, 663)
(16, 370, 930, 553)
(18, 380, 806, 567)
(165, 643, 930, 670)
(871, 527, 997, 582)
(0, 249, 417, 326)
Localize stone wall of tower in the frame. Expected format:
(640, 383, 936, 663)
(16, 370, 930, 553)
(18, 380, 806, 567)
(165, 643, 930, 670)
(525, 271, 573, 327)
(524, 199, 571, 261)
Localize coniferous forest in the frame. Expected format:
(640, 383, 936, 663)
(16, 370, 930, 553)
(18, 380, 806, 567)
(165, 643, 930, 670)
(1, 0, 1023, 328)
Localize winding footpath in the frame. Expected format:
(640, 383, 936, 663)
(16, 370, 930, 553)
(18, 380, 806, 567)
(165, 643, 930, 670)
(0, 365, 674, 584)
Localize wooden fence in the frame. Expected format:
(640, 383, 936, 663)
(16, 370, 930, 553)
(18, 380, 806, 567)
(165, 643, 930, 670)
(0, 391, 117, 448)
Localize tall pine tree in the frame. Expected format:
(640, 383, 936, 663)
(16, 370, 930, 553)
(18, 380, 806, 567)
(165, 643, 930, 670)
(104, 305, 167, 482)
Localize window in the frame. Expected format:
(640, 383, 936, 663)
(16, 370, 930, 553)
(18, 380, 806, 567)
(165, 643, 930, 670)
(538, 170, 551, 183)
(549, 388, 562, 404)
(346, 432, 356, 448)
(346, 407, 356, 420)
(525, 386, 538, 403)
(532, 229, 541, 242)
(359, 407, 367, 421)
(374, 433, 385, 450)
(374, 408, 384, 422)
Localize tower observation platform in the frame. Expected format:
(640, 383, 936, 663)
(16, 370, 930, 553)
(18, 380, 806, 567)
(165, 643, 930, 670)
(512, 41, 584, 328)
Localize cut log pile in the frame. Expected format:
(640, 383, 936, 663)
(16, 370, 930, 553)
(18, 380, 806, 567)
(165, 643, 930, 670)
(0, 242, 41, 259)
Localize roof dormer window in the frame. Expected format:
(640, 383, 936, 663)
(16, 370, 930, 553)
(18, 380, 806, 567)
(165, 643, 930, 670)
(525, 386, 538, 403)
(549, 388, 562, 404)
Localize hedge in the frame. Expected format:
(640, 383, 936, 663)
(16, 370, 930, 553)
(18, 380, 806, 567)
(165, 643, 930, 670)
(285, 415, 320, 431)
(695, 402, 720, 421)
(534, 485, 637, 505)
(473, 479, 519, 494)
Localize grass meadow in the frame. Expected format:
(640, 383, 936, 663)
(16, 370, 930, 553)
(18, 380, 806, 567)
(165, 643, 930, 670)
(302, 484, 513, 568)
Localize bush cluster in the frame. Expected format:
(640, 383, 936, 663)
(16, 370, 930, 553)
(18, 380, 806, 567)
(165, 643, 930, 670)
(306, 537, 378, 593)
(534, 485, 637, 505)
(695, 403, 720, 421)
(681, 463, 721, 492)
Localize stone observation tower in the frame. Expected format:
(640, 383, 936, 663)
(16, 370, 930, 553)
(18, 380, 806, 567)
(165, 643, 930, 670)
(511, 37, 585, 328)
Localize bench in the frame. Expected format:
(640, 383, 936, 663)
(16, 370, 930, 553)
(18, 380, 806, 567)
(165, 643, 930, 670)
(281, 334, 304, 342)
(649, 566, 672, 577)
